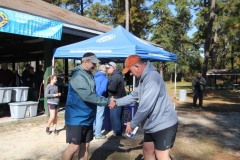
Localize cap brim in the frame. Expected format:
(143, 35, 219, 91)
(105, 64, 111, 68)
(90, 58, 100, 64)
(122, 67, 130, 74)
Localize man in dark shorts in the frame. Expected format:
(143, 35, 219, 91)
(110, 55, 178, 160)
(62, 53, 114, 160)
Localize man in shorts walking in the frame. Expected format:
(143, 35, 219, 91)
(62, 52, 113, 160)
(110, 55, 178, 160)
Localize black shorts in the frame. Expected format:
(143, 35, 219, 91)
(48, 104, 58, 110)
(144, 122, 178, 150)
(66, 125, 93, 145)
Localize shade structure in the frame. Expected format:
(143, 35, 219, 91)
(53, 25, 177, 62)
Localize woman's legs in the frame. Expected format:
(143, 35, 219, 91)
(47, 109, 55, 127)
(46, 108, 58, 134)
(52, 109, 58, 130)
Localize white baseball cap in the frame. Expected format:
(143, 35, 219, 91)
(106, 62, 117, 69)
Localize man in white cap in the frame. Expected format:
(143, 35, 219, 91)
(106, 61, 126, 137)
(63, 52, 114, 160)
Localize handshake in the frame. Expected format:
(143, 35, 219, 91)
(108, 96, 117, 109)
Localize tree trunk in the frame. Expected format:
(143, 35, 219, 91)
(210, 29, 218, 69)
(203, 0, 216, 78)
(231, 46, 234, 70)
(125, 0, 129, 31)
(158, 62, 163, 77)
(80, 0, 83, 15)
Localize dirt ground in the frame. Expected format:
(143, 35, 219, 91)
(0, 89, 240, 160)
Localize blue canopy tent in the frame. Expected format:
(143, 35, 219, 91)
(53, 25, 177, 62)
(53, 25, 178, 107)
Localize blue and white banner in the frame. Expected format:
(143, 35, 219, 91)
(0, 7, 63, 40)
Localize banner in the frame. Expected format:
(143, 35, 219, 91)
(0, 7, 63, 40)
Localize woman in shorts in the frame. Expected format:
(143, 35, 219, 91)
(45, 75, 61, 135)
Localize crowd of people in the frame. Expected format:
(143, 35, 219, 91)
(61, 53, 178, 160)
(1, 52, 179, 160)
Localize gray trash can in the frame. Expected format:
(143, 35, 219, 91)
(179, 90, 187, 101)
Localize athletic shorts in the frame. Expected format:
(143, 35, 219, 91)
(66, 125, 93, 145)
(48, 104, 58, 110)
(144, 122, 178, 150)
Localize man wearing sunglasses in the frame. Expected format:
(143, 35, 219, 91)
(63, 52, 115, 160)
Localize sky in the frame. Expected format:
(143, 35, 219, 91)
(188, 9, 198, 38)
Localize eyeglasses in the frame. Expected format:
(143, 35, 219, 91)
(87, 60, 96, 66)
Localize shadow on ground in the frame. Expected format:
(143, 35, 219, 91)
(176, 90, 240, 153)
(90, 135, 144, 160)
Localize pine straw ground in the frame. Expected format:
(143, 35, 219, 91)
(0, 82, 239, 160)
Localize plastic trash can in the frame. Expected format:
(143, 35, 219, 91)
(179, 90, 187, 101)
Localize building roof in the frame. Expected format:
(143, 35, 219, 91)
(207, 69, 240, 76)
(0, 0, 112, 33)
(0, 0, 113, 63)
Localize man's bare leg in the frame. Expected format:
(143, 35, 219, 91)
(62, 143, 79, 160)
(155, 149, 171, 160)
(143, 142, 156, 160)
(78, 142, 90, 160)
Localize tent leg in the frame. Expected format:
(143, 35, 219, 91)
(174, 63, 177, 109)
(52, 57, 55, 75)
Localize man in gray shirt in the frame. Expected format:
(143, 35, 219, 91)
(110, 55, 178, 160)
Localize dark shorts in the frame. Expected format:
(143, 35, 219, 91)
(48, 104, 58, 110)
(66, 125, 93, 145)
(144, 122, 178, 150)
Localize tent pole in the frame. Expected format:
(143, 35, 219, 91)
(174, 63, 177, 109)
(133, 76, 136, 91)
(132, 75, 136, 119)
(52, 57, 55, 75)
